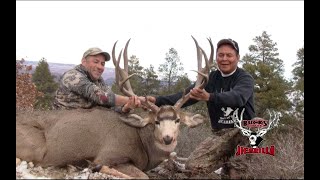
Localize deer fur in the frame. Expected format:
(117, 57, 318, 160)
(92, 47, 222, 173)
(16, 106, 205, 178)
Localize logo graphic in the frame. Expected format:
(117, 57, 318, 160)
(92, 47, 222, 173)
(221, 107, 233, 116)
(232, 108, 281, 156)
(218, 107, 236, 124)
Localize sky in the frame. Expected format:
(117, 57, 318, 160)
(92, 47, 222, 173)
(16, 1, 304, 81)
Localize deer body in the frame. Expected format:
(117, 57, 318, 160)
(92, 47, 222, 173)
(16, 108, 178, 172)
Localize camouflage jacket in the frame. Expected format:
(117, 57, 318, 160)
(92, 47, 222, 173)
(54, 64, 117, 110)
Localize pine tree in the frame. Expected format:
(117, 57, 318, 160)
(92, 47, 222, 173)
(142, 64, 160, 95)
(242, 31, 292, 117)
(158, 48, 184, 94)
(32, 58, 58, 110)
(172, 73, 191, 93)
(291, 46, 304, 120)
(128, 55, 144, 96)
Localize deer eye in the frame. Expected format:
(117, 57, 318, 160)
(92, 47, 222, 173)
(155, 121, 160, 125)
(175, 118, 180, 124)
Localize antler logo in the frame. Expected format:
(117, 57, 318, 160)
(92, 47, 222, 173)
(232, 108, 281, 156)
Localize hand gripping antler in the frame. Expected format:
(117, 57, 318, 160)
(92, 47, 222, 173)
(112, 39, 159, 113)
(173, 36, 214, 110)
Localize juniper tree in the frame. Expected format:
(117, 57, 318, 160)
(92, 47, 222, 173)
(32, 58, 58, 110)
(241, 31, 291, 117)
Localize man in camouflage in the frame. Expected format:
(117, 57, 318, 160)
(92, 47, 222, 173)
(54, 47, 141, 113)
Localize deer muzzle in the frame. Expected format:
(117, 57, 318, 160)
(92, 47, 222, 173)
(163, 135, 173, 145)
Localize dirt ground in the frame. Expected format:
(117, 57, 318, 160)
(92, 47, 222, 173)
(16, 158, 223, 179)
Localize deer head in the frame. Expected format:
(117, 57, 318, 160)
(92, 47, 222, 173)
(111, 37, 212, 149)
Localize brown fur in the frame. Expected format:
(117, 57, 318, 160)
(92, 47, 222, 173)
(16, 107, 205, 178)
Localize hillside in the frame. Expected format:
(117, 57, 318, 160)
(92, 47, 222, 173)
(23, 60, 116, 85)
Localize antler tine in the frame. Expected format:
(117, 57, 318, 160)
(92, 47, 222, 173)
(112, 39, 161, 113)
(191, 36, 205, 87)
(142, 96, 159, 113)
(191, 35, 202, 74)
(112, 39, 136, 97)
(174, 36, 212, 110)
(192, 36, 213, 88)
(116, 49, 123, 87)
(173, 88, 188, 110)
(123, 38, 131, 73)
(197, 46, 210, 88)
(112, 40, 119, 67)
(112, 41, 120, 87)
(121, 39, 135, 96)
(190, 70, 208, 90)
(207, 37, 215, 70)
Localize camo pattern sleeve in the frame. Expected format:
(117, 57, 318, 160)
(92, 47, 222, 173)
(54, 65, 116, 109)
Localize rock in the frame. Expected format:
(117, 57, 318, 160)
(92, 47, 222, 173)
(16, 158, 21, 167)
(28, 161, 34, 168)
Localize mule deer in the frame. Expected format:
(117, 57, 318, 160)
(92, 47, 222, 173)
(16, 36, 213, 179)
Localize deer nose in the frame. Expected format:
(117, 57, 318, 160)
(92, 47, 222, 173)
(163, 135, 173, 145)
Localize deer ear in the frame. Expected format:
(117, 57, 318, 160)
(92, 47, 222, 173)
(180, 112, 206, 128)
(119, 114, 153, 127)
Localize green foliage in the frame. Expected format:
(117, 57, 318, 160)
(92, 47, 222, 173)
(32, 58, 58, 110)
(158, 48, 184, 94)
(112, 55, 161, 97)
(142, 64, 160, 95)
(127, 55, 145, 96)
(171, 73, 192, 93)
(111, 82, 121, 94)
(241, 31, 292, 116)
(291, 46, 304, 119)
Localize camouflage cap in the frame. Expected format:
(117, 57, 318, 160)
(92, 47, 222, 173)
(217, 39, 239, 54)
(82, 47, 111, 61)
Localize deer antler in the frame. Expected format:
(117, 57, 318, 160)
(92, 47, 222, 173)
(112, 39, 159, 113)
(112, 39, 136, 97)
(173, 36, 214, 110)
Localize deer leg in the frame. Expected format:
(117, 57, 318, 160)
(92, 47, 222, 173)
(93, 156, 148, 179)
(16, 123, 47, 163)
(113, 163, 149, 179)
(99, 165, 134, 179)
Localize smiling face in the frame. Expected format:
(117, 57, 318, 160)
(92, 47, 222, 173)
(81, 54, 106, 81)
(216, 44, 240, 74)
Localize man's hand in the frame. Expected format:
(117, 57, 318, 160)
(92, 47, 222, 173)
(146, 96, 156, 103)
(190, 87, 210, 101)
(122, 96, 141, 113)
(137, 96, 156, 111)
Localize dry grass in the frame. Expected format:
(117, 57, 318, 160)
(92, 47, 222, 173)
(227, 120, 304, 179)
(175, 119, 212, 157)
